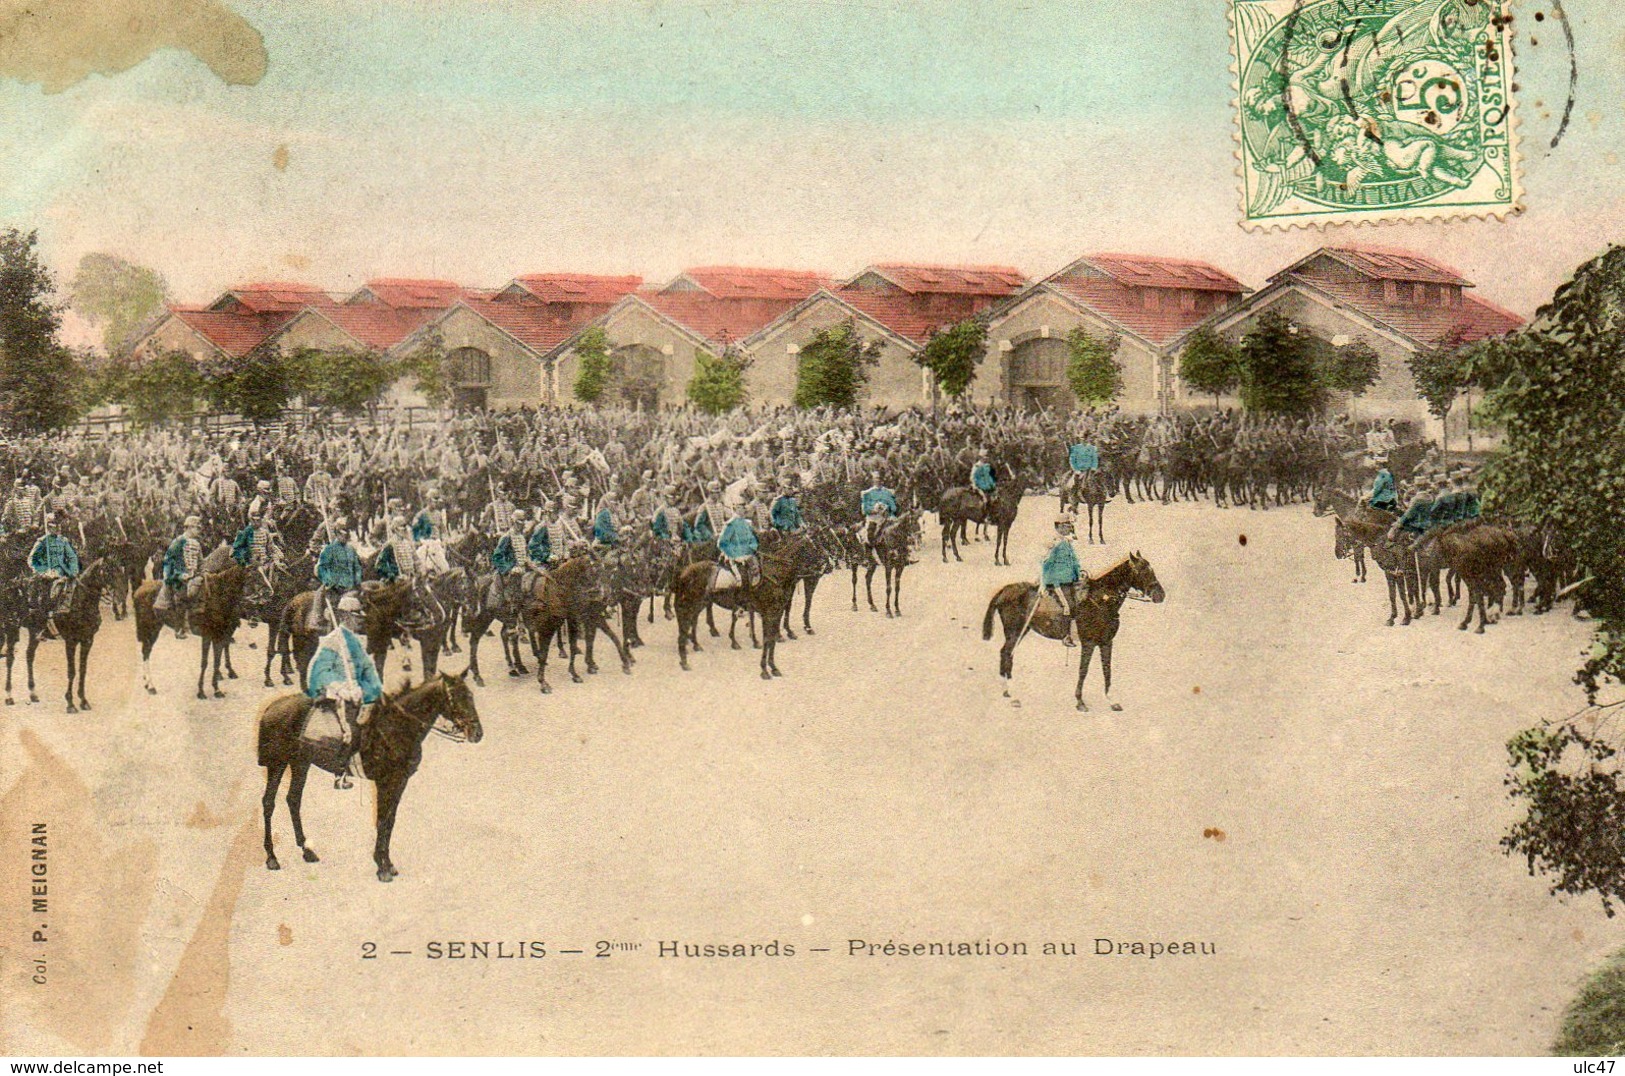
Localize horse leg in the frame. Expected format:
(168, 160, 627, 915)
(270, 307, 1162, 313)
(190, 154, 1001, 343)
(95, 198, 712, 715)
(567, 619, 584, 684)
(76, 636, 91, 711)
(802, 576, 818, 635)
(64, 639, 78, 713)
(196, 636, 209, 700)
(139, 638, 157, 696)
(262, 761, 288, 870)
(373, 774, 406, 881)
(727, 605, 742, 649)
(535, 621, 554, 693)
(466, 618, 487, 686)
(4, 630, 13, 705)
(865, 565, 878, 612)
(213, 639, 227, 698)
(1100, 641, 1122, 711)
(26, 630, 39, 703)
(850, 565, 859, 611)
(287, 760, 319, 863)
(263, 622, 278, 687)
(1457, 580, 1475, 631)
(224, 638, 238, 679)
(1075, 642, 1096, 712)
(1384, 573, 1399, 626)
(583, 612, 602, 673)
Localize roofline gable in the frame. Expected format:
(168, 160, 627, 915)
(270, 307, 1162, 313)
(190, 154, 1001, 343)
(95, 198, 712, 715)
(1198, 277, 1422, 351)
(990, 282, 1159, 350)
(741, 288, 923, 351)
(393, 300, 547, 360)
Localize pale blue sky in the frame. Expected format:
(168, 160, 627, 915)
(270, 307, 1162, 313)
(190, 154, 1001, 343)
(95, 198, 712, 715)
(3, 0, 1620, 315)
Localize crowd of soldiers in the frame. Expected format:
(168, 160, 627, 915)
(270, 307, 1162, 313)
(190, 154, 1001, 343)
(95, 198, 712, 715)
(0, 403, 1425, 645)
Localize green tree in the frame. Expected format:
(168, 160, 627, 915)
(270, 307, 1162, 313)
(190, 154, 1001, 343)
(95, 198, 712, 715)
(394, 328, 451, 407)
(1315, 337, 1381, 398)
(1237, 311, 1324, 414)
(109, 351, 204, 428)
(914, 316, 987, 402)
(0, 229, 84, 432)
(1065, 327, 1123, 407)
(793, 321, 880, 409)
(572, 327, 614, 404)
(202, 348, 294, 425)
(1492, 246, 1625, 915)
(289, 347, 396, 414)
(68, 253, 169, 357)
(1177, 327, 1241, 407)
(1406, 328, 1475, 449)
(687, 347, 751, 415)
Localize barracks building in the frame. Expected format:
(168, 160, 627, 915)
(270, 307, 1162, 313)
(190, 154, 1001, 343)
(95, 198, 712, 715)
(130, 244, 1523, 421)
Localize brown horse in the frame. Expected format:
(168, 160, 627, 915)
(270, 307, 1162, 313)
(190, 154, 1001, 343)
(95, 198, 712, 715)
(257, 671, 483, 882)
(981, 552, 1165, 712)
(853, 509, 920, 617)
(1417, 523, 1524, 633)
(521, 555, 632, 693)
(1060, 469, 1112, 544)
(1312, 488, 1419, 626)
(673, 539, 797, 678)
(361, 579, 446, 680)
(133, 562, 248, 699)
(54, 559, 107, 713)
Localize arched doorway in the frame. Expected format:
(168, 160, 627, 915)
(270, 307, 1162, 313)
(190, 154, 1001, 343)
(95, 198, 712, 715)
(614, 345, 664, 411)
(448, 347, 493, 410)
(1008, 337, 1072, 412)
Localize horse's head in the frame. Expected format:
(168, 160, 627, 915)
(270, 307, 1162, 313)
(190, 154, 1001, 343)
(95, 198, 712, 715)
(1333, 519, 1356, 560)
(1127, 551, 1165, 603)
(1310, 487, 1336, 517)
(435, 669, 484, 745)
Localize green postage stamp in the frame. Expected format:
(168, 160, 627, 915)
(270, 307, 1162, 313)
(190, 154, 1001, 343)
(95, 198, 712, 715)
(1231, 0, 1520, 229)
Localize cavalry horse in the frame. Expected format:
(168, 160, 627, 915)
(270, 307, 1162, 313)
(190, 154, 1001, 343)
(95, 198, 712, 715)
(1417, 523, 1525, 634)
(1060, 469, 1112, 544)
(672, 537, 798, 679)
(936, 477, 1025, 565)
(2, 558, 108, 711)
(853, 509, 920, 617)
(133, 559, 248, 699)
(981, 552, 1165, 712)
(360, 579, 446, 680)
(1312, 488, 1420, 627)
(257, 670, 483, 882)
(521, 555, 632, 694)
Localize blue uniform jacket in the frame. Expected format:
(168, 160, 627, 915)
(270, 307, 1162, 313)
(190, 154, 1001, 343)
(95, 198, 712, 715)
(163, 536, 199, 588)
(305, 626, 383, 704)
(527, 526, 552, 566)
(316, 540, 363, 590)
(770, 495, 802, 532)
(231, 525, 256, 567)
(861, 487, 898, 517)
(686, 511, 715, 545)
(718, 517, 759, 561)
(375, 543, 402, 581)
(1041, 539, 1082, 587)
(651, 510, 673, 540)
(1069, 443, 1100, 472)
(492, 534, 521, 575)
(411, 510, 435, 541)
(1429, 492, 1460, 526)
(1397, 500, 1433, 534)
(593, 508, 620, 546)
(971, 462, 996, 492)
(1370, 469, 1398, 510)
(29, 533, 78, 578)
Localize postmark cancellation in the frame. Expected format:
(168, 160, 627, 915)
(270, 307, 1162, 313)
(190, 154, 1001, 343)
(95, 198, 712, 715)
(1230, 0, 1520, 229)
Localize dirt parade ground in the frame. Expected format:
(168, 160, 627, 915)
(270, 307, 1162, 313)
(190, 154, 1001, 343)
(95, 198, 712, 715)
(0, 494, 1609, 1055)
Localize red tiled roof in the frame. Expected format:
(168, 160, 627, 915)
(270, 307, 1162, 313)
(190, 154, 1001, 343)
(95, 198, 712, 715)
(666, 267, 830, 301)
(826, 288, 952, 345)
(168, 307, 295, 357)
(308, 306, 439, 351)
(1298, 277, 1524, 346)
(1275, 245, 1471, 287)
(1082, 254, 1246, 293)
(642, 292, 803, 346)
(456, 297, 594, 354)
(510, 274, 644, 305)
(215, 282, 337, 313)
(351, 278, 467, 308)
(1048, 278, 1231, 347)
(857, 263, 1027, 296)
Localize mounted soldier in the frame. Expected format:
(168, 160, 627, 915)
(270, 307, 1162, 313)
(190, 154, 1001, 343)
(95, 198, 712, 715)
(305, 593, 383, 790)
(1368, 452, 1398, 513)
(155, 515, 206, 639)
(490, 509, 537, 615)
(412, 487, 445, 542)
(28, 512, 79, 640)
(970, 450, 997, 513)
(308, 515, 364, 633)
(232, 507, 284, 609)
(526, 506, 555, 570)
(375, 514, 431, 630)
(4, 473, 43, 537)
(592, 490, 623, 549)
(1039, 514, 1086, 647)
(482, 481, 517, 536)
(247, 479, 274, 524)
(770, 470, 804, 533)
(859, 471, 899, 556)
(715, 502, 761, 590)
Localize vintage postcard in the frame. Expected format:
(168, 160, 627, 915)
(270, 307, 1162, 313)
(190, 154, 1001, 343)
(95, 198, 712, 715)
(0, 0, 1622, 1061)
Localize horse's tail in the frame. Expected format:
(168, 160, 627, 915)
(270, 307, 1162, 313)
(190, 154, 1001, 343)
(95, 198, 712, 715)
(982, 585, 1020, 641)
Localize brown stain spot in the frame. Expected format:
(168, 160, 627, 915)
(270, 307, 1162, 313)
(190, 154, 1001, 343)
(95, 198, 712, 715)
(1192, 685, 1201, 695)
(1238, 534, 1248, 547)
(139, 815, 259, 1056)
(0, 731, 158, 1054)
(277, 923, 293, 946)
(272, 143, 289, 172)
(0, 0, 268, 94)
(1573, 928, 1585, 943)
(282, 253, 310, 271)
(184, 800, 226, 828)
(1203, 827, 1228, 843)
